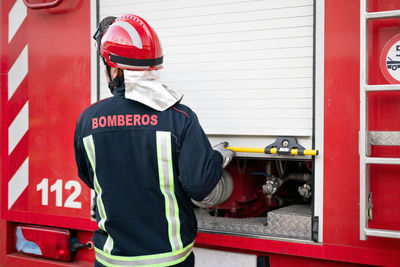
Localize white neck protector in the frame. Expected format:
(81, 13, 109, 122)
(124, 70, 183, 111)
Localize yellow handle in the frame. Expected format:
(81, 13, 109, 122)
(226, 147, 265, 153)
(290, 149, 318, 156)
(226, 146, 318, 156)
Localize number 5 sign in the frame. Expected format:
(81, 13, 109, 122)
(380, 33, 400, 84)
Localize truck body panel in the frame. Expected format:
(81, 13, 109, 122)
(1, 0, 400, 266)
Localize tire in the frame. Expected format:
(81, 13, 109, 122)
(392, 65, 398, 71)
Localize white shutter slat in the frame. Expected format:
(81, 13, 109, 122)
(99, 0, 315, 149)
(102, 0, 313, 19)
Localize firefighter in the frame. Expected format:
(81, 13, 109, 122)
(74, 14, 235, 267)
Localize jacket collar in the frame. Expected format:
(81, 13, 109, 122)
(113, 83, 126, 98)
(112, 70, 183, 111)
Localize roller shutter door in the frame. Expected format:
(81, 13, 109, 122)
(98, 0, 314, 151)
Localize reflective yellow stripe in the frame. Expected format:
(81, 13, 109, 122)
(95, 241, 193, 267)
(156, 131, 183, 251)
(83, 135, 114, 255)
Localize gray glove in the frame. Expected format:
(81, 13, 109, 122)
(213, 142, 235, 168)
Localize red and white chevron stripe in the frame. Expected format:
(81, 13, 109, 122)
(7, 0, 29, 209)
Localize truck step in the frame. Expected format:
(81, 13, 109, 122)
(195, 205, 312, 240)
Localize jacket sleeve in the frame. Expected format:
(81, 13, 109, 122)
(178, 111, 223, 201)
(74, 120, 94, 189)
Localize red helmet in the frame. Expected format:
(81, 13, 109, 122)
(99, 14, 163, 71)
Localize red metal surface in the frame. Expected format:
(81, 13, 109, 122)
(6, 254, 93, 267)
(267, 253, 371, 267)
(1, 0, 94, 228)
(23, 0, 63, 10)
(1, 0, 94, 265)
(196, 233, 399, 266)
(321, 0, 400, 259)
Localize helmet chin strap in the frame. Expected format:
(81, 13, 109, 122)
(93, 16, 118, 93)
(102, 57, 123, 94)
(108, 75, 124, 93)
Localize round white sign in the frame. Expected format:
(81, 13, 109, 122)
(380, 33, 400, 84)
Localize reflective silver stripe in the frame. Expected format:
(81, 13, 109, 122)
(95, 242, 193, 267)
(83, 136, 106, 228)
(83, 135, 95, 166)
(156, 131, 183, 251)
(83, 135, 114, 254)
(112, 21, 143, 49)
(104, 235, 114, 255)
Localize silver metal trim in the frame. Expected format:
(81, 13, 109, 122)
(197, 228, 323, 246)
(365, 228, 400, 239)
(198, 229, 318, 245)
(366, 10, 400, 20)
(359, 0, 400, 240)
(359, 0, 368, 241)
(364, 157, 400, 165)
(370, 131, 400, 146)
(365, 84, 400, 91)
(314, 0, 325, 242)
(90, 0, 98, 103)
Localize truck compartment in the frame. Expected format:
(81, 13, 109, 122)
(194, 158, 314, 240)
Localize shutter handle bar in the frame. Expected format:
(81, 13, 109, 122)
(226, 137, 319, 156)
(23, 0, 63, 9)
(227, 146, 318, 156)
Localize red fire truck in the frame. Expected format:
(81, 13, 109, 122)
(1, 0, 400, 266)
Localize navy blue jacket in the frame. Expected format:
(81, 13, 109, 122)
(74, 84, 222, 266)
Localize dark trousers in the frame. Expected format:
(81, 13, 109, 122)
(175, 252, 195, 267)
(94, 252, 195, 267)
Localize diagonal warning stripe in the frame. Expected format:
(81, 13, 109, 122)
(8, 157, 29, 209)
(7, 0, 29, 210)
(8, 44, 28, 100)
(8, 101, 29, 155)
(8, 0, 27, 42)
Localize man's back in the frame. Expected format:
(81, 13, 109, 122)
(74, 84, 222, 265)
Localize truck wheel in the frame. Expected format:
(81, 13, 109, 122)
(392, 65, 398, 71)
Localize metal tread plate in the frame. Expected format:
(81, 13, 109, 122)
(369, 131, 400, 146)
(195, 204, 312, 240)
